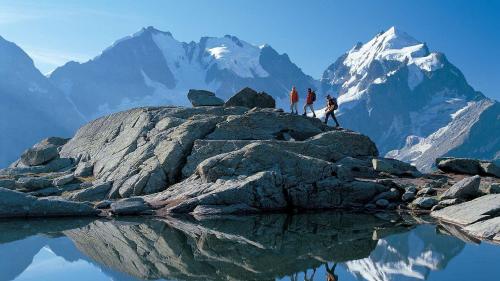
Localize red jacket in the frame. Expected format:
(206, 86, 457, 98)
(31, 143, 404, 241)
(306, 91, 314, 104)
(290, 89, 299, 103)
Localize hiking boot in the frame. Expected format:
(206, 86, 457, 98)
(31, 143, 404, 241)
(313, 114, 317, 118)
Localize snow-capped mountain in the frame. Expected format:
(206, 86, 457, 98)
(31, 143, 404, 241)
(0, 36, 84, 167)
(321, 27, 498, 170)
(49, 26, 317, 120)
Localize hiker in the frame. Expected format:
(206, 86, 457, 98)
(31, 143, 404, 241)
(324, 94, 340, 127)
(325, 263, 338, 281)
(290, 86, 299, 114)
(302, 88, 316, 117)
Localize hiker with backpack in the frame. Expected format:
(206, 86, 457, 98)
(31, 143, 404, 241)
(290, 86, 299, 114)
(324, 94, 340, 127)
(302, 88, 317, 117)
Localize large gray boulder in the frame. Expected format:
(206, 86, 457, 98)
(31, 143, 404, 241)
(20, 137, 68, 166)
(0, 187, 98, 217)
(187, 89, 224, 107)
(436, 157, 482, 175)
(372, 158, 420, 176)
(224, 87, 275, 108)
(432, 194, 500, 225)
(440, 175, 481, 200)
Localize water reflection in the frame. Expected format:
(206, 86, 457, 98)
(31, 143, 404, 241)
(0, 212, 495, 281)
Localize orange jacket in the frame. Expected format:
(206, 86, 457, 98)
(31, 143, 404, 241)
(290, 89, 299, 103)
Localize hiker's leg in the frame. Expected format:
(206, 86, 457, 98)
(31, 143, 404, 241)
(294, 102, 298, 114)
(303, 104, 307, 115)
(310, 104, 316, 117)
(290, 103, 293, 113)
(324, 111, 330, 123)
(332, 112, 340, 127)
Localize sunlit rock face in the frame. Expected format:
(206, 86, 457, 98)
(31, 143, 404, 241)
(64, 213, 399, 281)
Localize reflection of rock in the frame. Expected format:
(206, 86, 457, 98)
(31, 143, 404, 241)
(64, 213, 399, 281)
(0, 218, 93, 281)
(345, 224, 465, 281)
(0, 218, 141, 281)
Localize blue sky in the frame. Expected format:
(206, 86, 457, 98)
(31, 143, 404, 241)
(0, 0, 499, 99)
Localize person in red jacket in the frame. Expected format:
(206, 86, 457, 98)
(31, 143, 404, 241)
(302, 88, 316, 117)
(290, 86, 299, 114)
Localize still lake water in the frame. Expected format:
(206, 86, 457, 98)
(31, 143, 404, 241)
(1, 212, 498, 281)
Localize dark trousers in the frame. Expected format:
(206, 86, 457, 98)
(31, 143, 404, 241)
(325, 110, 340, 126)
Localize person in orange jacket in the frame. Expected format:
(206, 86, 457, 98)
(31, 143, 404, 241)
(290, 86, 299, 114)
(302, 88, 316, 117)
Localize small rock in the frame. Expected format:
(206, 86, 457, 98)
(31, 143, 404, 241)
(487, 183, 500, 194)
(411, 197, 438, 209)
(405, 185, 417, 193)
(387, 203, 397, 210)
(66, 182, 111, 202)
(364, 203, 376, 209)
(53, 174, 75, 187)
(438, 198, 462, 207)
(224, 87, 276, 108)
(480, 162, 500, 178)
(29, 187, 62, 197)
(74, 162, 94, 177)
(16, 177, 52, 191)
(187, 89, 224, 107)
(373, 188, 399, 202)
(431, 205, 443, 211)
(375, 199, 389, 208)
(402, 192, 416, 202)
(110, 197, 151, 215)
(95, 200, 113, 209)
(417, 187, 436, 196)
(192, 204, 259, 215)
(440, 175, 481, 200)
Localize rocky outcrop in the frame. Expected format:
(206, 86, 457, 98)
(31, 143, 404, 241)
(0, 187, 99, 218)
(436, 157, 500, 177)
(432, 194, 500, 242)
(0, 88, 498, 244)
(224, 87, 276, 108)
(187, 89, 224, 107)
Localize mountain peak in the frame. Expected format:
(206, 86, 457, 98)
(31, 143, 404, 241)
(135, 26, 173, 38)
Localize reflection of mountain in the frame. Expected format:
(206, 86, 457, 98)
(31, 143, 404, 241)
(345, 224, 465, 281)
(64, 213, 396, 281)
(0, 219, 140, 281)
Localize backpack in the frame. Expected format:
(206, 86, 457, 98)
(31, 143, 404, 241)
(332, 97, 338, 110)
(311, 91, 316, 102)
